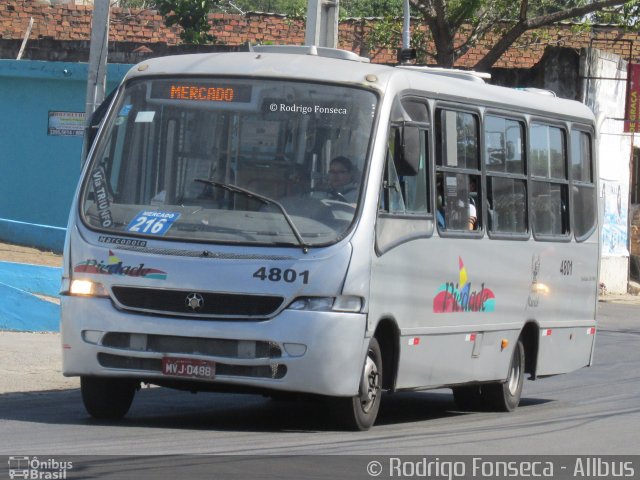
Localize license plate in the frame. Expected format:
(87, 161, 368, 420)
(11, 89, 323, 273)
(161, 357, 216, 379)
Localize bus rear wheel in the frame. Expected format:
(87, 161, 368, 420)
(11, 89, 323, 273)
(452, 339, 525, 412)
(336, 337, 383, 431)
(81, 376, 138, 419)
(483, 339, 525, 412)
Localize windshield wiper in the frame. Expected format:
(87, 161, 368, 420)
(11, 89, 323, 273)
(194, 178, 310, 253)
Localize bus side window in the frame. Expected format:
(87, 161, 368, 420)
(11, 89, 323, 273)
(435, 109, 482, 232)
(484, 115, 527, 235)
(530, 123, 569, 237)
(571, 129, 596, 240)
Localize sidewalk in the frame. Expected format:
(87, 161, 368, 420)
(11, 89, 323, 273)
(0, 241, 62, 267)
(0, 331, 79, 394)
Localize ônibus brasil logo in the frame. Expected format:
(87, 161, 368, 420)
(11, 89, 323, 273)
(433, 257, 495, 313)
(8, 456, 73, 480)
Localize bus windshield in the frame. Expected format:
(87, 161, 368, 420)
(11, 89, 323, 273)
(81, 77, 377, 247)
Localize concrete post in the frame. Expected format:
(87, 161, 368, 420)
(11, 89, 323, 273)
(82, 0, 110, 162)
(305, 0, 339, 48)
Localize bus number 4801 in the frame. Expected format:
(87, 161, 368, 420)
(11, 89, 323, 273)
(253, 267, 309, 284)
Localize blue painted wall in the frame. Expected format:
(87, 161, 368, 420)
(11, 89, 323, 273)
(0, 261, 62, 332)
(0, 60, 132, 251)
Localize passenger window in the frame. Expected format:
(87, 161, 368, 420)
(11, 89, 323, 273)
(571, 130, 596, 240)
(485, 116, 524, 175)
(484, 115, 527, 235)
(436, 109, 481, 232)
(530, 124, 569, 237)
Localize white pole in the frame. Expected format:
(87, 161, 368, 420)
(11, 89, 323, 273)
(17, 17, 34, 60)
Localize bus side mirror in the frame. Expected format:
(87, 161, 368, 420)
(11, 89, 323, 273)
(395, 125, 420, 176)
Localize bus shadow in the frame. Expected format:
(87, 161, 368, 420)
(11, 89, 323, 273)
(0, 387, 554, 433)
(376, 391, 552, 426)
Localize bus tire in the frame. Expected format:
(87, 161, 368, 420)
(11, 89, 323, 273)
(81, 376, 138, 419)
(336, 337, 383, 431)
(484, 339, 525, 412)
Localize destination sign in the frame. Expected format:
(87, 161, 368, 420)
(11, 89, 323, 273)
(151, 82, 252, 103)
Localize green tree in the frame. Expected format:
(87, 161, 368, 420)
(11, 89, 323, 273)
(590, 1, 640, 26)
(153, 0, 221, 44)
(340, 0, 403, 17)
(406, 0, 639, 70)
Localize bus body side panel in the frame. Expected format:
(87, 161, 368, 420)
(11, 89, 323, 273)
(534, 234, 599, 377)
(535, 326, 596, 376)
(368, 233, 598, 390)
(394, 329, 521, 388)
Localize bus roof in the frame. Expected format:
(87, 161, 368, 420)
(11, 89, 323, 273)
(125, 50, 595, 124)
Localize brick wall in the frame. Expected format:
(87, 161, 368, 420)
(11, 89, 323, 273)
(3, 0, 640, 67)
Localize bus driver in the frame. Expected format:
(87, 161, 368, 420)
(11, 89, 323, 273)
(328, 156, 358, 203)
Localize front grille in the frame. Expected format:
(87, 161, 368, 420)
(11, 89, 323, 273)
(102, 332, 282, 359)
(111, 286, 284, 318)
(97, 353, 287, 379)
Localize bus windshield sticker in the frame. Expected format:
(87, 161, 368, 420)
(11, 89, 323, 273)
(126, 211, 180, 236)
(445, 176, 458, 196)
(135, 111, 155, 123)
(433, 257, 495, 313)
(91, 166, 113, 228)
(119, 104, 133, 117)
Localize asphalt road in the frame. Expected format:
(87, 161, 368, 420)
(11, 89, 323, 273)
(0, 299, 638, 458)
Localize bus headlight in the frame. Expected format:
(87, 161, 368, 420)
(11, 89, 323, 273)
(65, 279, 109, 297)
(287, 295, 362, 313)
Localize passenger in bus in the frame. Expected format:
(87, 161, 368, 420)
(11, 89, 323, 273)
(468, 176, 478, 230)
(436, 191, 446, 228)
(328, 156, 359, 203)
(436, 175, 478, 230)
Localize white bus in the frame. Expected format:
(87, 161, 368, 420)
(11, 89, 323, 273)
(61, 46, 599, 430)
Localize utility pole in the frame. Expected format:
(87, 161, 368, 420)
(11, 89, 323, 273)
(82, 0, 111, 163)
(305, 0, 338, 48)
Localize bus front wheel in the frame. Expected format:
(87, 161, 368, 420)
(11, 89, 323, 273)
(336, 337, 383, 431)
(81, 376, 138, 419)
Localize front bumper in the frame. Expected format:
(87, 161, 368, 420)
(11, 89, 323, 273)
(61, 296, 368, 397)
